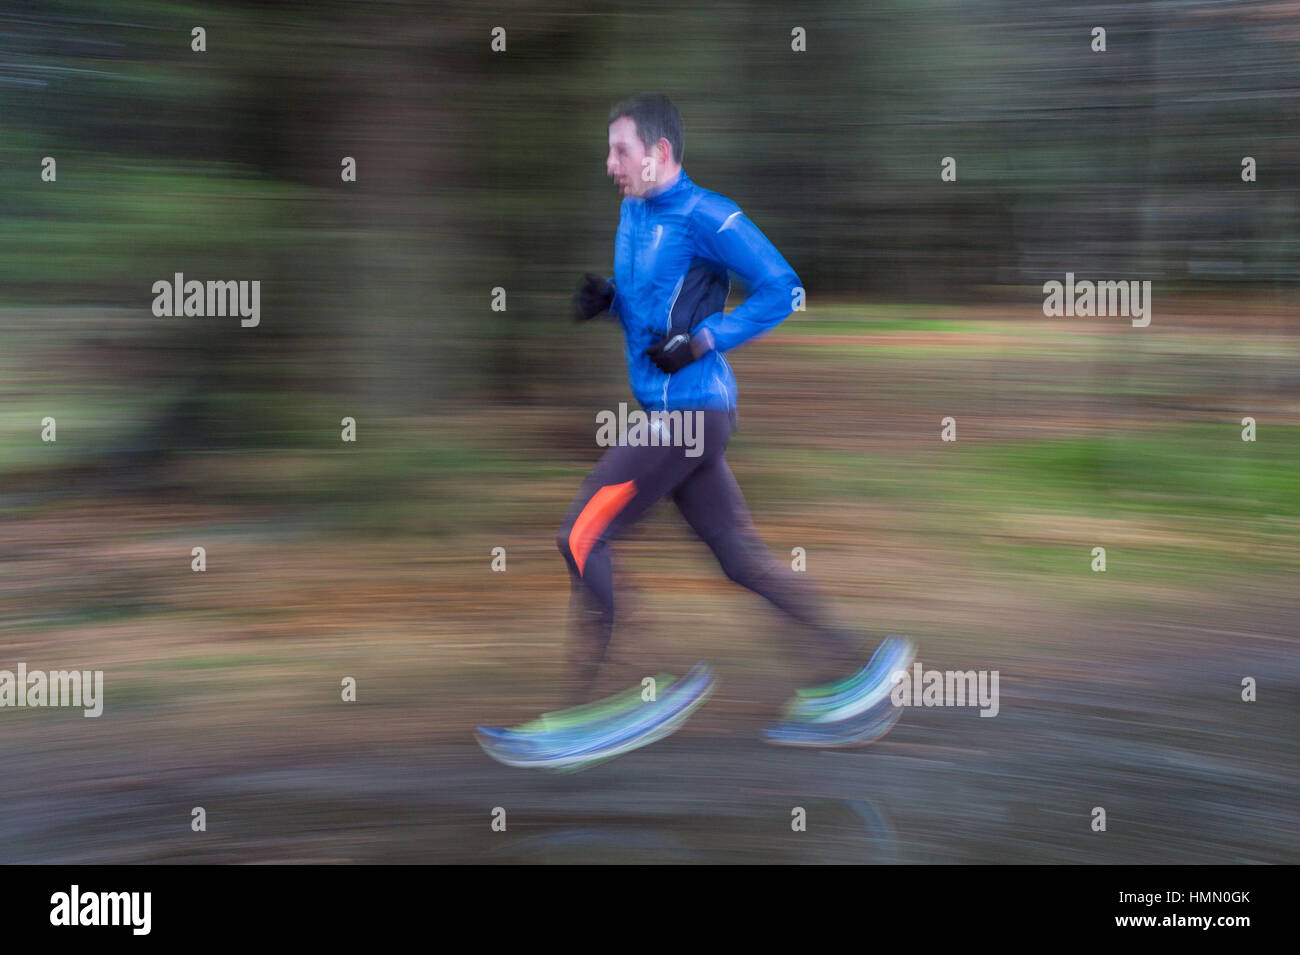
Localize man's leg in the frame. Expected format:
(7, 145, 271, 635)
(672, 451, 865, 684)
(556, 412, 731, 704)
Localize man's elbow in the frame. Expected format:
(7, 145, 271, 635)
(783, 267, 804, 317)
(757, 269, 803, 324)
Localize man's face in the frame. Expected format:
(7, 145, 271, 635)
(607, 116, 662, 199)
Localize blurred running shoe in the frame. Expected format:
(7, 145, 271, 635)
(762, 636, 916, 748)
(476, 663, 715, 771)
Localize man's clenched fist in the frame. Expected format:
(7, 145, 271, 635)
(646, 332, 698, 374)
(573, 273, 615, 322)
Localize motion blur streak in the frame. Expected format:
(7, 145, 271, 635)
(0, 1, 1296, 863)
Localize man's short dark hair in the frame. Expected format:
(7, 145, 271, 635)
(608, 93, 685, 165)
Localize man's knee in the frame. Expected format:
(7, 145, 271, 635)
(712, 539, 767, 589)
(557, 523, 577, 571)
(712, 527, 793, 594)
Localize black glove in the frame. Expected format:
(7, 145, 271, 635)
(573, 272, 615, 322)
(646, 332, 697, 374)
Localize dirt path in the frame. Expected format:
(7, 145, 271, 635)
(2, 600, 1294, 863)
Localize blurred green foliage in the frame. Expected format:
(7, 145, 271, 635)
(1, 1, 1296, 579)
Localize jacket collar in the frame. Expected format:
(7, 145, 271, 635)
(642, 168, 692, 205)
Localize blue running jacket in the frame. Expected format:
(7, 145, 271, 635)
(601, 170, 802, 414)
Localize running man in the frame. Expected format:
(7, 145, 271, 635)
(477, 94, 913, 767)
(557, 93, 915, 748)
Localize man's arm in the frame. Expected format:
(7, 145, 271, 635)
(689, 198, 801, 354)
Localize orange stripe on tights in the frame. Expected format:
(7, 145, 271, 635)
(569, 479, 637, 576)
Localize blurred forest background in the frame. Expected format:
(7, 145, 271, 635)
(2, 0, 1296, 481)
